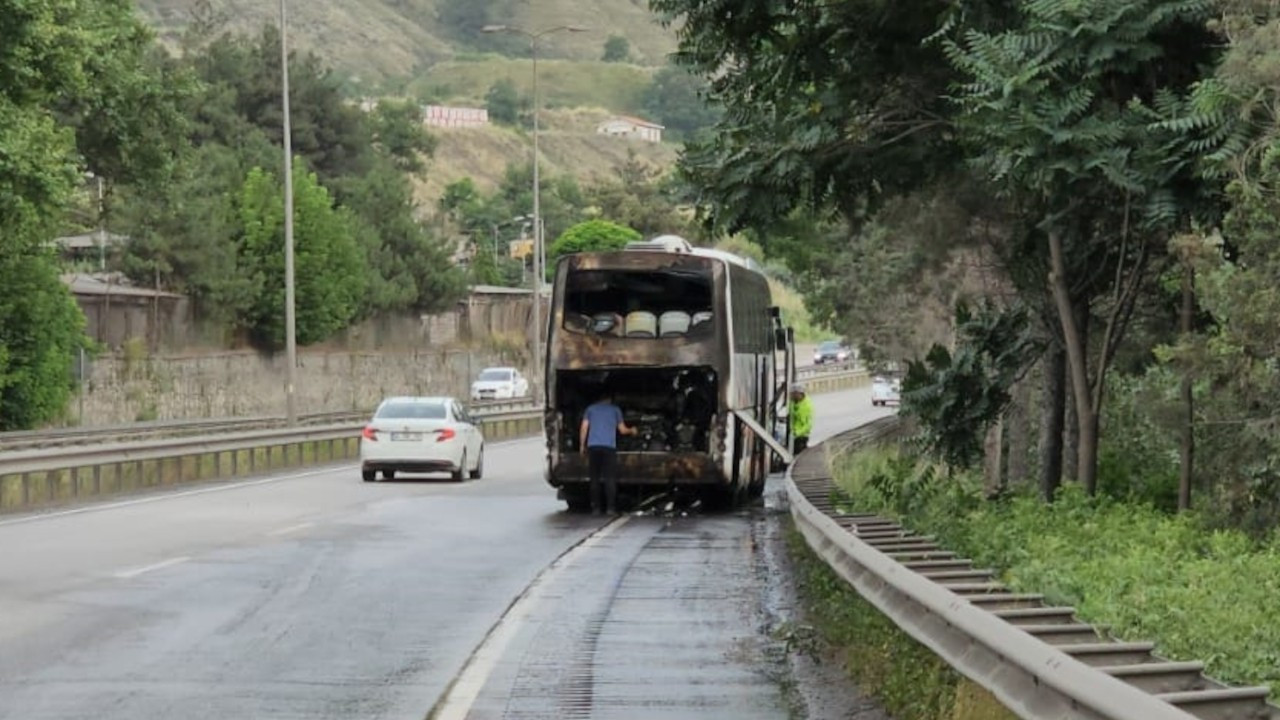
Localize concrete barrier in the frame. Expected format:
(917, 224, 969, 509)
(0, 412, 543, 514)
(0, 372, 864, 514)
(799, 370, 869, 395)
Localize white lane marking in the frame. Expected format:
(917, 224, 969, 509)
(114, 556, 190, 579)
(268, 522, 314, 537)
(429, 516, 630, 720)
(0, 436, 541, 529)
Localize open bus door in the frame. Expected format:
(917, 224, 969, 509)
(768, 316, 796, 472)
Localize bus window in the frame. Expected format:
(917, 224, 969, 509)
(562, 268, 714, 338)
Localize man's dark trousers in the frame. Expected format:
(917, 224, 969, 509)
(588, 446, 619, 513)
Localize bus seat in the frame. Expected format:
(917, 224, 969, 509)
(691, 311, 713, 328)
(565, 312, 592, 333)
(591, 312, 623, 336)
(659, 311, 691, 337)
(625, 311, 657, 338)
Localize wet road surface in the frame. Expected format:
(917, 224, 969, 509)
(0, 388, 892, 719)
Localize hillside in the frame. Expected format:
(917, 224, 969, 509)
(135, 0, 679, 81)
(136, 1, 686, 201)
(409, 57, 655, 114)
(413, 108, 679, 206)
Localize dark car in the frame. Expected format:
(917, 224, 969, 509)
(813, 340, 852, 365)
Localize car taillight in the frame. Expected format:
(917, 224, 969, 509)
(362, 426, 378, 441)
(435, 428, 456, 442)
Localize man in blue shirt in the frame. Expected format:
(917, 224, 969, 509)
(579, 392, 637, 515)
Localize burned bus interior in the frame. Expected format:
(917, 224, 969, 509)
(561, 267, 714, 339)
(555, 367, 718, 454)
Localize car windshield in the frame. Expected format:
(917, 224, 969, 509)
(478, 369, 512, 382)
(375, 401, 447, 420)
(819, 341, 841, 351)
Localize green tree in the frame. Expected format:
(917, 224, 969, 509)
(238, 160, 367, 347)
(118, 141, 268, 328)
(944, 0, 1224, 494)
(369, 99, 437, 174)
(584, 151, 696, 238)
(190, 28, 372, 181)
(602, 35, 630, 62)
(549, 220, 641, 262)
(468, 244, 503, 286)
(338, 160, 464, 314)
(55, 5, 195, 190)
(485, 79, 522, 126)
(0, 253, 87, 430)
(641, 65, 719, 141)
(902, 302, 1038, 469)
(649, 0, 959, 232)
(0, 0, 180, 428)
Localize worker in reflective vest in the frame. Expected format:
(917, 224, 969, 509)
(790, 383, 813, 456)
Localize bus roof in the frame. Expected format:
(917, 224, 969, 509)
(616, 236, 767, 276)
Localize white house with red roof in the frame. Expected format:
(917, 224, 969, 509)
(595, 115, 664, 143)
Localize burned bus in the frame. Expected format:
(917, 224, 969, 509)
(543, 235, 794, 511)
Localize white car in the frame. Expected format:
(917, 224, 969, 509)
(470, 367, 529, 401)
(360, 396, 484, 482)
(872, 376, 901, 407)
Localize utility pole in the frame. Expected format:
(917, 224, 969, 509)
(280, 0, 299, 426)
(481, 24, 587, 388)
(96, 175, 106, 272)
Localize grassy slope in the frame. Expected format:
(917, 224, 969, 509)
(412, 108, 679, 206)
(409, 57, 655, 114)
(134, 0, 678, 80)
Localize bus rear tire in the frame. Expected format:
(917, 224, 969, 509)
(701, 485, 741, 512)
(563, 490, 592, 513)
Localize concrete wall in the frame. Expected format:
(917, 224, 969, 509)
(76, 287, 540, 354)
(74, 347, 528, 425)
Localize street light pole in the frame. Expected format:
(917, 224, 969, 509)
(530, 35, 542, 384)
(96, 176, 106, 272)
(280, 0, 299, 426)
(481, 24, 587, 388)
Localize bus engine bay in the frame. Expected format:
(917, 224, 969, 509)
(553, 367, 719, 454)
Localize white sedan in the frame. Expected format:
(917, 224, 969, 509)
(359, 396, 484, 482)
(470, 367, 529, 401)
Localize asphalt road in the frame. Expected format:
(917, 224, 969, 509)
(0, 387, 893, 720)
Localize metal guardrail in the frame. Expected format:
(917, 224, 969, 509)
(0, 399, 539, 453)
(786, 416, 1279, 720)
(796, 361, 858, 377)
(0, 407, 544, 478)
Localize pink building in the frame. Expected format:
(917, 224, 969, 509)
(423, 105, 490, 129)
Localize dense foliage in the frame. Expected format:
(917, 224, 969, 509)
(114, 27, 464, 344)
(837, 448, 1280, 692)
(654, 0, 1280, 525)
(902, 303, 1038, 469)
(548, 220, 640, 263)
(0, 0, 164, 429)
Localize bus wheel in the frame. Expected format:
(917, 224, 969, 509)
(701, 485, 740, 512)
(563, 490, 592, 513)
